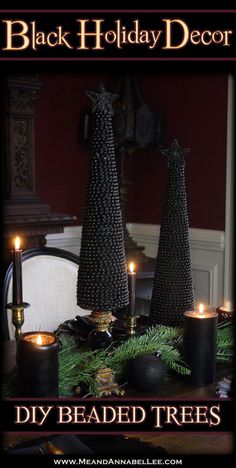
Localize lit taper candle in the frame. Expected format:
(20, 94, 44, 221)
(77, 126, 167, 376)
(128, 262, 136, 317)
(13, 236, 23, 305)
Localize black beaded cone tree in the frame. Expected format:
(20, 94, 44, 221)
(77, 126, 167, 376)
(149, 139, 195, 327)
(77, 83, 129, 321)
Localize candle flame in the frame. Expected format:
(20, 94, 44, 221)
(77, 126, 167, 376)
(129, 262, 135, 273)
(198, 303, 204, 315)
(36, 334, 43, 345)
(225, 301, 232, 310)
(15, 236, 21, 250)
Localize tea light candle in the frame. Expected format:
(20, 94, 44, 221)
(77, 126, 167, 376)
(128, 262, 136, 317)
(13, 236, 23, 305)
(216, 301, 234, 323)
(17, 332, 59, 397)
(183, 304, 218, 386)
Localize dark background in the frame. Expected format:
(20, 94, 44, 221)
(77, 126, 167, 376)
(34, 70, 228, 231)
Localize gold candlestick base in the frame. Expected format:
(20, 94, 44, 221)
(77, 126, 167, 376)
(7, 302, 30, 340)
(125, 315, 139, 335)
(87, 310, 116, 332)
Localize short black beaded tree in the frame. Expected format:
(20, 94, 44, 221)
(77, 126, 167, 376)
(149, 139, 195, 327)
(77, 83, 129, 317)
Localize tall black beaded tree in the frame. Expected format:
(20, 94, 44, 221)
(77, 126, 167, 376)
(149, 139, 195, 327)
(77, 83, 129, 347)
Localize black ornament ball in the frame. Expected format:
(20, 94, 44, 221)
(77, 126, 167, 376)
(129, 353, 166, 392)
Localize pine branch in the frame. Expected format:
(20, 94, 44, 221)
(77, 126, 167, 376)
(145, 325, 183, 340)
(157, 344, 190, 375)
(216, 352, 234, 363)
(59, 339, 108, 396)
(3, 322, 234, 398)
(216, 321, 234, 363)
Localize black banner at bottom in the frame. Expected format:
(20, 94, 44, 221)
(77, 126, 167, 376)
(2, 398, 234, 433)
(1, 454, 235, 468)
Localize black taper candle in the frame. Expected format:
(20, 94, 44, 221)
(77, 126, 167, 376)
(183, 309, 218, 386)
(17, 332, 59, 397)
(13, 237, 23, 305)
(128, 263, 136, 316)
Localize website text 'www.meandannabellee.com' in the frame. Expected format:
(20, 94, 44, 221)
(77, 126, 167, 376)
(53, 459, 183, 466)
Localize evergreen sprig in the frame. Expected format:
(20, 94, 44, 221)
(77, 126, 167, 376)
(2, 322, 233, 398)
(58, 336, 108, 396)
(58, 325, 191, 395)
(216, 321, 234, 363)
(57, 322, 235, 395)
(109, 326, 188, 379)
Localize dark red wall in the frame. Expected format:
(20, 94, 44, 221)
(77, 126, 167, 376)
(35, 73, 228, 230)
(35, 73, 110, 224)
(131, 73, 228, 230)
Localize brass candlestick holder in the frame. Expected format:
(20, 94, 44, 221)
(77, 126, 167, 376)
(125, 315, 139, 335)
(87, 310, 116, 332)
(7, 302, 30, 340)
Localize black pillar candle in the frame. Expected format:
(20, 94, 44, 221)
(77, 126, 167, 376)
(183, 305, 218, 386)
(13, 236, 23, 305)
(17, 332, 59, 397)
(128, 262, 136, 316)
